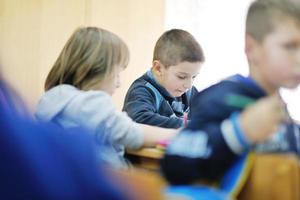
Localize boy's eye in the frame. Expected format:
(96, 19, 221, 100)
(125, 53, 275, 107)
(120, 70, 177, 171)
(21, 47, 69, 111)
(177, 76, 186, 79)
(283, 42, 300, 52)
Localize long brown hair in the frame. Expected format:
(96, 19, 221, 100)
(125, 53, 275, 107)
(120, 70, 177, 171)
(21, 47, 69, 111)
(45, 27, 129, 91)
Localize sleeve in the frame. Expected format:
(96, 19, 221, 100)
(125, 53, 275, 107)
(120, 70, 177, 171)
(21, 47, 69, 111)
(296, 125, 300, 155)
(123, 85, 183, 128)
(186, 86, 199, 119)
(69, 91, 144, 150)
(284, 124, 300, 156)
(161, 90, 251, 184)
(189, 86, 199, 102)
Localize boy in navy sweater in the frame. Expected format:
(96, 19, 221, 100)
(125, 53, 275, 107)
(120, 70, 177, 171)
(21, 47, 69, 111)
(123, 29, 205, 128)
(162, 0, 300, 185)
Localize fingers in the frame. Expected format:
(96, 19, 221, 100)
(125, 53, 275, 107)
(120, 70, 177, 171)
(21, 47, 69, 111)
(261, 93, 288, 122)
(272, 93, 289, 122)
(239, 93, 288, 143)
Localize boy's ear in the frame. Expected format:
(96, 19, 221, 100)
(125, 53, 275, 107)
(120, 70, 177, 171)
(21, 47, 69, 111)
(245, 34, 260, 65)
(152, 60, 163, 76)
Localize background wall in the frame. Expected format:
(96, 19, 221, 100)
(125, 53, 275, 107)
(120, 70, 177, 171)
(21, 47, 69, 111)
(0, 0, 165, 111)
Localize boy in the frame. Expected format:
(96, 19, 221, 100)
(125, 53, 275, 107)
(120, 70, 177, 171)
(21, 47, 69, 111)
(161, 0, 300, 185)
(123, 29, 204, 128)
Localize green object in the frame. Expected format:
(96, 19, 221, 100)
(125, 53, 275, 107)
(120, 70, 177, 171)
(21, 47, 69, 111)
(225, 94, 255, 109)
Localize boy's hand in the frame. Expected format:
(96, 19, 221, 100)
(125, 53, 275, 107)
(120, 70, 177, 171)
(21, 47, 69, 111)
(240, 93, 287, 143)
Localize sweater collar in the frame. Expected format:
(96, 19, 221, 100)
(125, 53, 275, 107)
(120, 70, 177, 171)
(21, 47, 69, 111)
(229, 74, 267, 96)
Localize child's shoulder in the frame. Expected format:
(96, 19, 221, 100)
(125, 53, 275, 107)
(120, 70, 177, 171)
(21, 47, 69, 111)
(194, 77, 240, 102)
(127, 73, 161, 96)
(190, 75, 265, 119)
(195, 75, 258, 102)
(129, 73, 149, 88)
(190, 75, 258, 115)
(186, 86, 198, 98)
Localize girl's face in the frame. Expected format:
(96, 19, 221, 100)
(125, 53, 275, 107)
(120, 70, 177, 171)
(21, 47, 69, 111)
(93, 66, 122, 95)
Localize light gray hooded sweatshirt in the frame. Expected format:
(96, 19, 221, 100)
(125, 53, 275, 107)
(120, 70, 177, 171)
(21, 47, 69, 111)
(35, 84, 144, 168)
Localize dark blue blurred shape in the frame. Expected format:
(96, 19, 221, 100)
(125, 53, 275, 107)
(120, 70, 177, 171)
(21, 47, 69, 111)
(0, 80, 127, 199)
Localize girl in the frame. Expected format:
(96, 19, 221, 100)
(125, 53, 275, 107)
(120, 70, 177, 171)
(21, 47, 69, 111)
(35, 27, 176, 168)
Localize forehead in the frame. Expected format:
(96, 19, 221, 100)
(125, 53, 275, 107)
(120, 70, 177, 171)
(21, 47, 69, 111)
(166, 61, 202, 75)
(264, 17, 300, 43)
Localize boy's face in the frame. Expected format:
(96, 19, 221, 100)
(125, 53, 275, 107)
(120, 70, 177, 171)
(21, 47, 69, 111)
(247, 17, 300, 93)
(153, 61, 202, 97)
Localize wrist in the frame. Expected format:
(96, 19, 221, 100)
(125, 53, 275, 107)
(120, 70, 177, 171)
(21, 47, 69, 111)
(221, 112, 250, 155)
(230, 112, 251, 146)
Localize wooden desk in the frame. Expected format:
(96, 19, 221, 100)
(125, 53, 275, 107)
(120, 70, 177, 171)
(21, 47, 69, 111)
(238, 154, 300, 200)
(113, 168, 167, 200)
(126, 148, 163, 170)
(126, 148, 300, 200)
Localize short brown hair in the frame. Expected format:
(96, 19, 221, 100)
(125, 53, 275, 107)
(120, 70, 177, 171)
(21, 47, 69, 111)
(153, 29, 204, 67)
(246, 0, 300, 42)
(45, 27, 129, 91)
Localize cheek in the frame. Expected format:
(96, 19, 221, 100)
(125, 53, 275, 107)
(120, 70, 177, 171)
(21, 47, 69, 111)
(275, 59, 293, 77)
(173, 81, 186, 93)
(169, 77, 182, 87)
(266, 59, 293, 85)
(265, 49, 289, 73)
(165, 82, 176, 91)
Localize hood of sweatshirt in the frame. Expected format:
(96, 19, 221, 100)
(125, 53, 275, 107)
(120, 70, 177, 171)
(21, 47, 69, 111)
(35, 84, 114, 128)
(35, 85, 79, 122)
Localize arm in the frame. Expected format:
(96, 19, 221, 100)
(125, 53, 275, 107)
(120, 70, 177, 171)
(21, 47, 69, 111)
(161, 121, 246, 184)
(161, 89, 247, 184)
(161, 93, 286, 184)
(123, 85, 184, 128)
(139, 123, 177, 147)
(73, 91, 177, 150)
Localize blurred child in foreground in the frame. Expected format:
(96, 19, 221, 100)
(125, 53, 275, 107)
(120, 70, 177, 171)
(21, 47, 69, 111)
(0, 76, 129, 199)
(162, 0, 300, 186)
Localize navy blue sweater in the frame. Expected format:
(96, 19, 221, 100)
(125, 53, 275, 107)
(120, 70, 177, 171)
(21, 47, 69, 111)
(123, 71, 198, 128)
(161, 74, 300, 184)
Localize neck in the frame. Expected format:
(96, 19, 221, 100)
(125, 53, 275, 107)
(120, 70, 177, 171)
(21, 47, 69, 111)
(249, 68, 279, 95)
